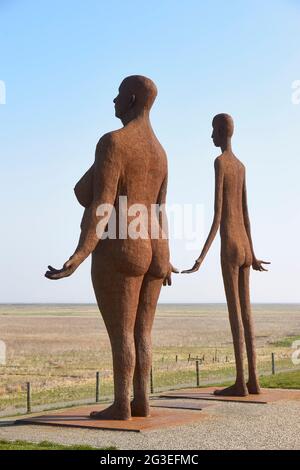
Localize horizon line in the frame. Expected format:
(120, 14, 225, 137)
(0, 302, 299, 306)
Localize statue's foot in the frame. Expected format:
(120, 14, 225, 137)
(90, 403, 131, 421)
(130, 399, 150, 417)
(214, 383, 248, 397)
(247, 379, 261, 394)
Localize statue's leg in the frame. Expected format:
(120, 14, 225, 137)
(90, 258, 144, 420)
(239, 266, 261, 394)
(215, 262, 248, 396)
(131, 273, 163, 417)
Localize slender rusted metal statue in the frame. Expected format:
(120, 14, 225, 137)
(183, 114, 270, 396)
(45, 76, 176, 419)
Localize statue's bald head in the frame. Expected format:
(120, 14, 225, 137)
(121, 75, 157, 110)
(212, 113, 234, 148)
(114, 75, 157, 122)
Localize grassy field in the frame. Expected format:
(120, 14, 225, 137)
(0, 439, 115, 450)
(259, 369, 300, 389)
(217, 369, 300, 389)
(0, 303, 299, 414)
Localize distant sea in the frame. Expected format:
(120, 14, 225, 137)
(0, 303, 299, 317)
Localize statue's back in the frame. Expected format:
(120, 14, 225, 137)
(93, 123, 170, 278)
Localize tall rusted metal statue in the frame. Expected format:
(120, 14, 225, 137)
(183, 114, 270, 396)
(45, 76, 176, 419)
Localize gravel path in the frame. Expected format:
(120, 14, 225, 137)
(0, 399, 300, 450)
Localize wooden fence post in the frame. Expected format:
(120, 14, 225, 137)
(196, 360, 200, 387)
(96, 371, 100, 403)
(26, 382, 31, 414)
(271, 353, 275, 375)
(150, 366, 154, 394)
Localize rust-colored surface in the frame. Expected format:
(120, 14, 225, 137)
(160, 387, 300, 404)
(150, 399, 214, 410)
(18, 404, 207, 433)
(182, 114, 270, 397)
(44, 76, 174, 420)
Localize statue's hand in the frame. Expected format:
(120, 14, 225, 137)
(163, 263, 179, 286)
(45, 254, 81, 280)
(181, 259, 202, 274)
(252, 258, 271, 272)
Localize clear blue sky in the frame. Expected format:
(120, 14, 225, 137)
(0, 0, 299, 303)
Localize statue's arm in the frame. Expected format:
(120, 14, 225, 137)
(74, 134, 120, 260)
(242, 173, 270, 271)
(182, 157, 224, 273)
(242, 174, 256, 258)
(156, 172, 179, 285)
(74, 165, 94, 208)
(45, 133, 120, 280)
(197, 158, 224, 262)
(157, 173, 168, 236)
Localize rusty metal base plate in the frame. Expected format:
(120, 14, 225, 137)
(17, 404, 208, 433)
(150, 399, 214, 410)
(160, 387, 300, 404)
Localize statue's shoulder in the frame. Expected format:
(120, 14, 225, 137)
(214, 155, 224, 168)
(95, 131, 125, 160)
(94, 132, 123, 168)
(96, 130, 120, 148)
(233, 155, 246, 172)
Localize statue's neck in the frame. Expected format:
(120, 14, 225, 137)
(121, 110, 150, 127)
(221, 138, 232, 153)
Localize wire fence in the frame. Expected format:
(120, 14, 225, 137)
(0, 351, 299, 418)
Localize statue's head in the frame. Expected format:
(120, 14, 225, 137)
(212, 113, 234, 148)
(113, 75, 157, 121)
